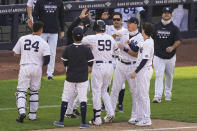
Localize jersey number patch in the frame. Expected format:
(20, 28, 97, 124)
(98, 40, 111, 51)
(24, 39, 39, 52)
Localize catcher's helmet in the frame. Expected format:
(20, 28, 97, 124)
(93, 20, 106, 32)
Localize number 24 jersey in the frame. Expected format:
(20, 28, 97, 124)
(13, 34, 50, 66)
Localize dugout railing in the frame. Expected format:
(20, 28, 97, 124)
(0, 0, 197, 50)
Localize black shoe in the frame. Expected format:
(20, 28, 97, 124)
(117, 104, 124, 112)
(16, 113, 26, 123)
(101, 104, 106, 112)
(48, 76, 53, 80)
(65, 114, 77, 119)
(73, 109, 80, 116)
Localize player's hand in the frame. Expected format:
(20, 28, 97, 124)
(166, 46, 174, 53)
(79, 8, 88, 19)
(112, 33, 122, 38)
(27, 18, 33, 28)
(101, 11, 109, 20)
(118, 44, 124, 50)
(130, 72, 136, 79)
(59, 32, 65, 39)
(88, 66, 92, 73)
(125, 39, 130, 44)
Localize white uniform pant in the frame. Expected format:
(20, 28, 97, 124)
(91, 62, 114, 116)
(153, 55, 176, 99)
(110, 61, 137, 118)
(16, 64, 42, 119)
(41, 33, 58, 77)
(65, 79, 90, 114)
(62, 80, 88, 104)
(135, 66, 153, 121)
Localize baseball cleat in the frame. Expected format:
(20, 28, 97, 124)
(104, 115, 114, 123)
(65, 114, 77, 119)
(16, 113, 26, 123)
(128, 118, 138, 124)
(152, 97, 161, 103)
(117, 104, 124, 112)
(89, 117, 102, 126)
(80, 123, 91, 129)
(73, 109, 80, 116)
(135, 120, 152, 126)
(53, 120, 64, 127)
(48, 76, 54, 80)
(165, 97, 171, 101)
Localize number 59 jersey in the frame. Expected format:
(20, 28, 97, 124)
(13, 34, 50, 66)
(82, 33, 118, 62)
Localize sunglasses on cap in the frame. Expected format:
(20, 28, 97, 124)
(113, 18, 121, 21)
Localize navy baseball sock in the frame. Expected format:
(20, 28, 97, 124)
(80, 102, 87, 124)
(118, 89, 125, 105)
(60, 101, 68, 122)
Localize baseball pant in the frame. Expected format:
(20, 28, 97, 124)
(153, 55, 176, 99)
(91, 62, 114, 117)
(16, 64, 42, 119)
(110, 61, 137, 119)
(41, 33, 58, 77)
(62, 80, 88, 103)
(135, 66, 153, 121)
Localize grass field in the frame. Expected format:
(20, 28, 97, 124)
(0, 66, 197, 131)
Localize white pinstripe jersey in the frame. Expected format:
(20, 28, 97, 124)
(114, 7, 144, 21)
(119, 30, 144, 62)
(105, 25, 127, 43)
(137, 37, 154, 67)
(27, 0, 37, 9)
(82, 33, 118, 62)
(13, 34, 50, 66)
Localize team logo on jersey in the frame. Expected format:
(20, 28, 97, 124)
(140, 47, 143, 53)
(130, 40, 138, 46)
(44, 5, 57, 13)
(157, 30, 171, 39)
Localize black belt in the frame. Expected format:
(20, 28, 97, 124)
(118, 58, 136, 65)
(96, 61, 112, 64)
(112, 55, 119, 58)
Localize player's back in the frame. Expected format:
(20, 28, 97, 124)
(82, 33, 117, 62)
(14, 34, 50, 66)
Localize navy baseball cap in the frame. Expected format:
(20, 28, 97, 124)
(125, 17, 139, 25)
(162, 7, 172, 14)
(72, 27, 83, 41)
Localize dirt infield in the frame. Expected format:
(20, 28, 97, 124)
(34, 119, 197, 131)
(0, 38, 197, 80)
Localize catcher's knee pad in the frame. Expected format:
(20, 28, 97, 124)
(29, 90, 39, 119)
(16, 91, 27, 114)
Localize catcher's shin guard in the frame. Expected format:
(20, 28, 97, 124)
(89, 109, 102, 125)
(29, 90, 39, 120)
(16, 90, 27, 115)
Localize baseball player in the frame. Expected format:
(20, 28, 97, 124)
(105, 12, 127, 112)
(13, 21, 50, 123)
(27, 0, 37, 27)
(82, 20, 117, 125)
(110, 17, 144, 124)
(114, 7, 145, 28)
(152, 7, 181, 103)
(33, 0, 65, 80)
(53, 27, 94, 129)
(130, 22, 154, 126)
